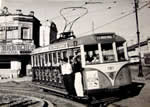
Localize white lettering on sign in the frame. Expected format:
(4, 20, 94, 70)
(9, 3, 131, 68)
(96, 35, 113, 41)
(49, 42, 68, 50)
(0, 44, 34, 55)
(0, 26, 18, 31)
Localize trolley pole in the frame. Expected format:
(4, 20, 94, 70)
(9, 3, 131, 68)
(134, 0, 143, 77)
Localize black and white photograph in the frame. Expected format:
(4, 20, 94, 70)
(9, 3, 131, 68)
(0, 0, 150, 107)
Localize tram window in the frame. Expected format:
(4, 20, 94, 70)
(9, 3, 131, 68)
(53, 52, 57, 64)
(45, 53, 48, 65)
(68, 49, 74, 57)
(43, 53, 47, 66)
(31, 56, 34, 67)
(101, 43, 115, 62)
(57, 51, 61, 62)
(84, 44, 100, 64)
(40, 54, 44, 66)
(48, 53, 52, 66)
(34, 55, 37, 67)
(37, 55, 40, 67)
(73, 48, 80, 56)
(117, 43, 126, 61)
(62, 51, 67, 59)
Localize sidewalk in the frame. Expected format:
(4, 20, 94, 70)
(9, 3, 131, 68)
(0, 76, 32, 83)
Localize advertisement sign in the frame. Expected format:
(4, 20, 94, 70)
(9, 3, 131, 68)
(86, 70, 100, 90)
(0, 26, 18, 31)
(0, 44, 34, 55)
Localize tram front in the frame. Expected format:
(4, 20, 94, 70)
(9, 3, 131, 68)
(79, 34, 132, 97)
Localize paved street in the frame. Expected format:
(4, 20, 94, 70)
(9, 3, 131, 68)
(0, 65, 150, 107)
(110, 65, 150, 107)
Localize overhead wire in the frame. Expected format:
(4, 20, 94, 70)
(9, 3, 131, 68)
(42, 0, 118, 22)
(78, 0, 150, 36)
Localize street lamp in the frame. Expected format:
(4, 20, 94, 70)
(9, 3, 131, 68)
(134, 0, 144, 77)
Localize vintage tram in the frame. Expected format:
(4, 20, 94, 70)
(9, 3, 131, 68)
(31, 32, 133, 105)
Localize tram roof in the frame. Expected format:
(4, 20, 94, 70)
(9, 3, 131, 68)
(67, 32, 126, 46)
(32, 32, 126, 54)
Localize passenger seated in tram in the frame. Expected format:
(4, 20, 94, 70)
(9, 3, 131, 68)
(60, 57, 76, 96)
(86, 51, 99, 64)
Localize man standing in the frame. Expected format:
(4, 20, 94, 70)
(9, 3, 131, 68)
(73, 55, 84, 97)
(61, 57, 76, 96)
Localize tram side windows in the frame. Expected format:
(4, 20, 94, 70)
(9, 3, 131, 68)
(37, 55, 40, 67)
(33, 55, 36, 67)
(34, 55, 38, 67)
(57, 51, 64, 66)
(101, 43, 115, 62)
(67, 49, 74, 63)
(44, 53, 48, 66)
(84, 44, 100, 65)
(53, 52, 57, 65)
(31, 56, 34, 67)
(40, 54, 44, 66)
(116, 43, 126, 61)
(48, 53, 52, 66)
(62, 51, 67, 59)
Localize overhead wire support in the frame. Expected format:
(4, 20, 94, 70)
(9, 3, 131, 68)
(134, 0, 144, 77)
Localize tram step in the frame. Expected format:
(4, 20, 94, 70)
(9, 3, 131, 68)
(91, 97, 120, 104)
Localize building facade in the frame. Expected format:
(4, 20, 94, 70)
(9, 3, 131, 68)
(0, 8, 40, 79)
(128, 38, 150, 66)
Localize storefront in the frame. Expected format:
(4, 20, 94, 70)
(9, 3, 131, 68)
(0, 8, 40, 79)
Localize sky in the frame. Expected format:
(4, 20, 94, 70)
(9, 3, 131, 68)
(1, 0, 150, 45)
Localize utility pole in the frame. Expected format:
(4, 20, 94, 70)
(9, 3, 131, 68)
(134, 0, 144, 77)
(92, 21, 94, 33)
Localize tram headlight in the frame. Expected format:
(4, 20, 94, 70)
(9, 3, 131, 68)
(114, 66, 132, 86)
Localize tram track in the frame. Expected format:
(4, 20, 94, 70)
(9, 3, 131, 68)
(0, 89, 52, 107)
(1, 81, 142, 107)
(0, 82, 86, 107)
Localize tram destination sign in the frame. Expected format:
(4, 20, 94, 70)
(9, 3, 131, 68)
(49, 42, 68, 50)
(96, 35, 113, 40)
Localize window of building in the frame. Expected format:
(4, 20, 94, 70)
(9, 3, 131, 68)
(21, 27, 31, 39)
(0, 31, 5, 40)
(0, 62, 10, 69)
(0, 26, 19, 40)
